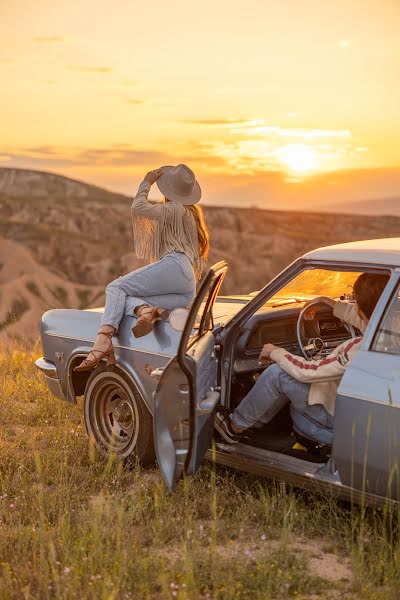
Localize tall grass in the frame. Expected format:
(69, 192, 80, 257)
(0, 345, 399, 598)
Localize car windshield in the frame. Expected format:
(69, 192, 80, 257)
(264, 269, 364, 308)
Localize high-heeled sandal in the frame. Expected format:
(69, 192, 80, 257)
(132, 306, 169, 338)
(73, 331, 116, 372)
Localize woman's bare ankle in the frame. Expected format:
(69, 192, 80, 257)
(135, 305, 151, 316)
(98, 325, 116, 335)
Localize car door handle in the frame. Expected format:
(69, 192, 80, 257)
(198, 390, 220, 414)
(151, 367, 165, 379)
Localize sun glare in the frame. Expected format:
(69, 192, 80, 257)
(276, 143, 319, 174)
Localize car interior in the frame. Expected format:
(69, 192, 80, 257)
(222, 268, 374, 464)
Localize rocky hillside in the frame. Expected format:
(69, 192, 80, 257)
(1, 167, 399, 343)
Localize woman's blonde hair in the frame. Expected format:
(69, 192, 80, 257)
(185, 204, 210, 261)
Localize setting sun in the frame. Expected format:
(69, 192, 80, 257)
(276, 144, 319, 174)
(0, 0, 399, 202)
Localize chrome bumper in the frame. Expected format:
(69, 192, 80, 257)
(35, 357, 65, 400)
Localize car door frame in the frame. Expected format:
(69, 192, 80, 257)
(153, 261, 228, 490)
(218, 258, 395, 412)
(333, 268, 400, 499)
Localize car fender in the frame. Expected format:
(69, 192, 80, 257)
(66, 347, 154, 414)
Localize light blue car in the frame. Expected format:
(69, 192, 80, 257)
(36, 238, 400, 506)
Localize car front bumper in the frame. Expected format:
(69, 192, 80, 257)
(35, 357, 65, 400)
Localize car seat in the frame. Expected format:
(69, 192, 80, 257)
(290, 406, 333, 448)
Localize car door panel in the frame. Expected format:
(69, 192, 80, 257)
(154, 262, 227, 491)
(334, 273, 400, 500)
(334, 392, 400, 500)
(153, 356, 191, 490)
(185, 331, 219, 475)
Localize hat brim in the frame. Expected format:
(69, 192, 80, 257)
(156, 165, 202, 205)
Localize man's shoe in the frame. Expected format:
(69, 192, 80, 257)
(214, 412, 240, 445)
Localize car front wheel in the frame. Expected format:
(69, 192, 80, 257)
(83, 365, 155, 465)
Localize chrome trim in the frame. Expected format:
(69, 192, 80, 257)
(208, 447, 399, 508)
(35, 357, 58, 379)
(45, 333, 171, 358)
(337, 391, 400, 408)
(151, 367, 165, 379)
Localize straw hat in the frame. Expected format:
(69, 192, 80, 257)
(156, 164, 201, 205)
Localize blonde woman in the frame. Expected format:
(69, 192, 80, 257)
(74, 164, 209, 372)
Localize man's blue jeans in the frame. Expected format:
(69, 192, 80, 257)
(231, 363, 333, 430)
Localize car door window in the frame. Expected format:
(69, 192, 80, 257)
(189, 272, 225, 346)
(372, 285, 400, 354)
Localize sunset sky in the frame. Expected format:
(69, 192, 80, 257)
(1, 0, 399, 209)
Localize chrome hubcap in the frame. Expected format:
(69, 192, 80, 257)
(88, 380, 139, 454)
(112, 401, 134, 427)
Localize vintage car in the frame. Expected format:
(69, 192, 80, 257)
(36, 238, 400, 506)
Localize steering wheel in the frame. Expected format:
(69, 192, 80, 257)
(296, 297, 356, 360)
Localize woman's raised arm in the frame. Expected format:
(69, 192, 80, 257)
(131, 169, 164, 220)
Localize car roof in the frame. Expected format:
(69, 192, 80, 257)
(303, 237, 400, 267)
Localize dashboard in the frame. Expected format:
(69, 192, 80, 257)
(233, 306, 355, 375)
(247, 312, 350, 349)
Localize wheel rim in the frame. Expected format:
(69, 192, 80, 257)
(87, 377, 139, 456)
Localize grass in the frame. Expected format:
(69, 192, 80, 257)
(1, 345, 400, 599)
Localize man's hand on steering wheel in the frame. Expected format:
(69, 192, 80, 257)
(303, 296, 336, 321)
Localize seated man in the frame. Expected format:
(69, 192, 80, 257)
(215, 273, 390, 444)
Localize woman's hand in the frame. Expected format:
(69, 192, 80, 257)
(143, 168, 163, 185)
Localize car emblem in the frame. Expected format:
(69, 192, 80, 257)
(55, 352, 64, 363)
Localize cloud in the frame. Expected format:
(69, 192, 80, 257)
(33, 37, 64, 43)
(10, 145, 168, 168)
(77, 148, 165, 166)
(23, 146, 61, 156)
(182, 118, 351, 141)
(67, 66, 112, 74)
(127, 98, 144, 105)
(182, 118, 260, 127)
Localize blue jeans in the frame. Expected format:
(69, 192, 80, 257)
(232, 363, 333, 431)
(100, 252, 196, 330)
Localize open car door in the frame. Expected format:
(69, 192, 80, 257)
(153, 261, 228, 491)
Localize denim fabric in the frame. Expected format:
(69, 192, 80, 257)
(232, 363, 334, 431)
(100, 252, 196, 329)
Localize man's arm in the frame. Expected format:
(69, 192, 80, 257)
(304, 296, 366, 333)
(259, 342, 349, 384)
(333, 300, 366, 333)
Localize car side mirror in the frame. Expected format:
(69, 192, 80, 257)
(169, 307, 190, 332)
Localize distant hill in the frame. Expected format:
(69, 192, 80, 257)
(1, 167, 400, 343)
(0, 167, 127, 202)
(332, 195, 400, 216)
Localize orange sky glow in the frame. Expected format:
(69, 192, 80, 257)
(1, 0, 399, 209)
